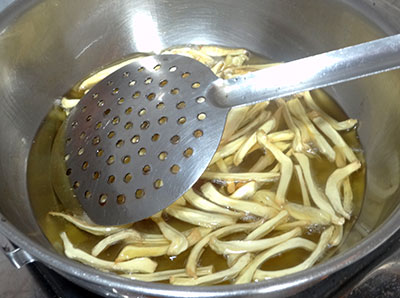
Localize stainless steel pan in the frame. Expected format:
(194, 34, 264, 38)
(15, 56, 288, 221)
(1, 0, 400, 297)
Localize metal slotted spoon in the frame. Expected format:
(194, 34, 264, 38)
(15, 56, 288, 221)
(65, 34, 400, 225)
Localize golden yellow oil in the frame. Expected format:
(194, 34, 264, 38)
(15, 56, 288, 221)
(27, 48, 365, 283)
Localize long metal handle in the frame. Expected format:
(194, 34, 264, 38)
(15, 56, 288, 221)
(208, 34, 400, 108)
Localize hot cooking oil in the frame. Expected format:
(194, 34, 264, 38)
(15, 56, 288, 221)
(27, 46, 365, 282)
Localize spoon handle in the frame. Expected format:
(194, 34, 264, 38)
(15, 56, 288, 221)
(208, 34, 400, 108)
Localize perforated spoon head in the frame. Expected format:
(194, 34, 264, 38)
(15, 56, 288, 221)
(65, 55, 228, 225)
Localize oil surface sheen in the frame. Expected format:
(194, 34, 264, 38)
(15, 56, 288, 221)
(27, 46, 365, 283)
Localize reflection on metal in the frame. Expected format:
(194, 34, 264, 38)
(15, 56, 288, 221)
(210, 35, 400, 108)
(130, 11, 164, 53)
(1, 235, 35, 269)
(3, 247, 35, 269)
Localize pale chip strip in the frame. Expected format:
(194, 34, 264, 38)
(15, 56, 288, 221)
(184, 188, 244, 217)
(251, 190, 280, 210)
(75, 55, 148, 94)
(210, 135, 248, 165)
(152, 214, 189, 256)
(165, 205, 237, 229)
(199, 46, 248, 57)
(122, 265, 214, 282)
(92, 227, 212, 257)
(201, 183, 278, 218)
(284, 203, 332, 225)
(246, 211, 289, 240)
(276, 99, 310, 153)
(184, 227, 213, 247)
(241, 102, 270, 128)
(302, 91, 357, 131)
(257, 132, 293, 205)
(225, 211, 289, 266)
(248, 152, 276, 172)
(275, 221, 310, 231)
(233, 134, 257, 166)
(253, 226, 334, 280)
(235, 237, 317, 284)
(220, 107, 251, 144)
(234, 118, 276, 166)
(215, 158, 229, 173)
(230, 181, 258, 200)
(292, 117, 312, 146)
(161, 47, 215, 66)
(293, 153, 344, 225)
(60, 97, 79, 110)
(209, 227, 301, 255)
(49, 212, 130, 236)
(186, 221, 262, 277)
(228, 111, 271, 144)
(310, 112, 358, 163)
(116, 245, 169, 262)
(91, 230, 141, 257)
(60, 232, 157, 273)
(330, 224, 344, 247)
(172, 254, 252, 286)
(267, 130, 295, 143)
(334, 146, 354, 214)
(287, 98, 336, 162)
(325, 161, 361, 219)
(294, 165, 311, 206)
(201, 171, 280, 183)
